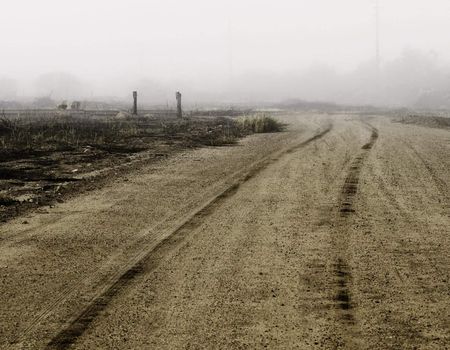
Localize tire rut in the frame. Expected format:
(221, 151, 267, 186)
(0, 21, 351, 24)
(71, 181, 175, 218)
(401, 139, 449, 199)
(334, 258, 355, 323)
(44, 124, 333, 349)
(368, 166, 448, 290)
(339, 124, 379, 216)
(330, 121, 379, 347)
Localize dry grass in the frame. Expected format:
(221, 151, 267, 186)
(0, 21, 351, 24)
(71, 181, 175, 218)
(0, 111, 286, 222)
(0, 114, 247, 159)
(237, 114, 285, 133)
(0, 113, 284, 158)
(0, 113, 142, 153)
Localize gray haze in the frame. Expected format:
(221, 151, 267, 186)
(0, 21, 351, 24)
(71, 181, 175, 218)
(1, 0, 450, 107)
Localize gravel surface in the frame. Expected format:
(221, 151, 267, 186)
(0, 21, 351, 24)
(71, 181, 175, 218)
(0, 112, 448, 349)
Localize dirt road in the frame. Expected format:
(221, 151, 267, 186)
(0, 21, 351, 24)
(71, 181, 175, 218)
(1, 113, 448, 349)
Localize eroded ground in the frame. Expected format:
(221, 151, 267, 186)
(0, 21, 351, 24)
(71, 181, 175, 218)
(0, 112, 448, 349)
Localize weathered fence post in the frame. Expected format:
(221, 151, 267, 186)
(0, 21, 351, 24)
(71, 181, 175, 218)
(176, 91, 182, 118)
(132, 91, 138, 115)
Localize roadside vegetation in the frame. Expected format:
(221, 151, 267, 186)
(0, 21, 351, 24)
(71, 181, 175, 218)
(237, 114, 285, 133)
(0, 110, 284, 222)
(0, 112, 284, 157)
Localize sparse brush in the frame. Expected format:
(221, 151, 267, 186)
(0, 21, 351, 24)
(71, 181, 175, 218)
(236, 114, 284, 133)
(0, 113, 265, 158)
(0, 194, 18, 206)
(0, 115, 154, 153)
(0, 112, 17, 135)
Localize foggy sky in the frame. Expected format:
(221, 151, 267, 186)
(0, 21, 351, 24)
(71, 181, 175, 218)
(2, 0, 450, 106)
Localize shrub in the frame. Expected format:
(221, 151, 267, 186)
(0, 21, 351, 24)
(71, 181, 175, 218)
(237, 115, 284, 133)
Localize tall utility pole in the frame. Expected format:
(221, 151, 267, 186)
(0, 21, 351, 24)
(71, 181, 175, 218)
(375, 0, 380, 72)
(227, 14, 234, 86)
(176, 91, 182, 118)
(132, 91, 138, 115)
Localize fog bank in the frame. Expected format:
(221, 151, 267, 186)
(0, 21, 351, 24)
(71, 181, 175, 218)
(1, 1, 450, 108)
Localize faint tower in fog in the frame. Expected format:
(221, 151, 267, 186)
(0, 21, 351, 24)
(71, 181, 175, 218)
(227, 13, 234, 87)
(132, 91, 138, 115)
(375, 0, 381, 72)
(176, 91, 182, 118)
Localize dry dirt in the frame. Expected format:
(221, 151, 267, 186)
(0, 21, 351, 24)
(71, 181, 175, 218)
(0, 112, 448, 349)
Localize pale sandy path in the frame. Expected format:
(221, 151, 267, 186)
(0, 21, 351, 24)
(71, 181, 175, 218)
(0, 113, 322, 349)
(1, 113, 449, 349)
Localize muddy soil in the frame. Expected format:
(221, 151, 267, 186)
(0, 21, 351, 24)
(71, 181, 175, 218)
(0, 112, 448, 349)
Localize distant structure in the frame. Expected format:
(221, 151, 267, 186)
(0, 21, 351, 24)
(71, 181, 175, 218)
(228, 15, 234, 86)
(71, 101, 81, 110)
(176, 91, 182, 118)
(57, 101, 68, 110)
(33, 96, 55, 109)
(132, 91, 138, 115)
(375, 0, 381, 72)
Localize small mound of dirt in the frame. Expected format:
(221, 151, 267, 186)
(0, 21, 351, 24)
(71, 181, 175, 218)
(394, 115, 450, 129)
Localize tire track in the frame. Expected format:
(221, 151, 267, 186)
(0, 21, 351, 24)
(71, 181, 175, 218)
(401, 139, 449, 199)
(339, 124, 379, 216)
(354, 125, 449, 348)
(368, 164, 448, 288)
(334, 258, 355, 323)
(369, 134, 448, 282)
(331, 121, 379, 345)
(44, 125, 333, 349)
(11, 124, 331, 347)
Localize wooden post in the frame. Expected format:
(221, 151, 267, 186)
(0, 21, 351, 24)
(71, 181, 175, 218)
(132, 91, 138, 115)
(176, 91, 182, 118)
